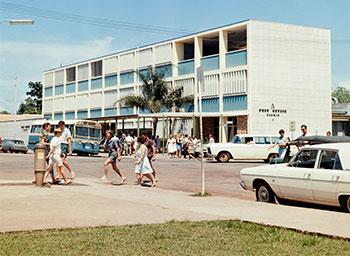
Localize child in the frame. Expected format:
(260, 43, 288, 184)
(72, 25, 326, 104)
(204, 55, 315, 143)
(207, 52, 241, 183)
(44, 129, 72, 185)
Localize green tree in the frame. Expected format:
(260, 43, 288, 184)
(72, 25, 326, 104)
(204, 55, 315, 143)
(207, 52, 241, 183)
(0, 110, 10, 114)
(17, 81, 42, 114)
(332, 87, 350, 103)
(119, 69, 193, 136)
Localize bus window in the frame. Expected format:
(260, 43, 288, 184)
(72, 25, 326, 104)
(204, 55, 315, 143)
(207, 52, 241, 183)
(89, 128, 101, 138)
(76, 127, 89, 137)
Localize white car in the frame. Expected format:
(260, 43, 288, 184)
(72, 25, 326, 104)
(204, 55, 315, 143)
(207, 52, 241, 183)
(240, 143, 350, 212)
(208, 135, 280, 163)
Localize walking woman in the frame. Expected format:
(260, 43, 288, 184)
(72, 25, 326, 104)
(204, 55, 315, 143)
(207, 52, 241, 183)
(167, 135, 176, 158)
(134, 136, 155, 187)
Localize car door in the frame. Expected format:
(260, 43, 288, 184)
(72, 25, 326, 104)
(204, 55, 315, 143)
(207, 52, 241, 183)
(275, 149, 318, 201)
(311, 150, 344, 204)
(254, 136, 271, 159)
(235, 136, 255, 159)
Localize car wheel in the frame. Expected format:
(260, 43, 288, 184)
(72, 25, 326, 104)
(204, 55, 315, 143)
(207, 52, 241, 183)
(340, 196, 350, 213)
(255, 182, 275, 203)
(9, 148, 13, 153)
(217, 152, 231, 163)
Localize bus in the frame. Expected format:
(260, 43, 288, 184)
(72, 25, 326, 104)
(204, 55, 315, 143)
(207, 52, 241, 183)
(28, 120, 102, 156)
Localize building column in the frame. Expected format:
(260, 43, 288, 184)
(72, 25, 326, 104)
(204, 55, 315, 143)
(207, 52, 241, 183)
(194, 36, 203, 113)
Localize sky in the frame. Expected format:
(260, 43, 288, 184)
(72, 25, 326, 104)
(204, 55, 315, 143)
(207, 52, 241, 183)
(0, 0, 349, 113)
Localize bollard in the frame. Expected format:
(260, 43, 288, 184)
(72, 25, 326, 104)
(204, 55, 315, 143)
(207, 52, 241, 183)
(34, 143, 46, 187)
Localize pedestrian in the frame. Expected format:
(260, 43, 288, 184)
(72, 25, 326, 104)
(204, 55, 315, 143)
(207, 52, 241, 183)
(134, 136, 156, 187)
(44, 129, 72, 185)
(131, 134, 137, 154)
(268, 129, 289, 159)
(300, 125, 308, 138)
(208, 134, 215, 144)
(167, 135, 176, 158)
(182, 134, 189, 158)
(176, 134, 182, 158)
(100, 130, 127, 183)
(58, 121, 75, 179)
(142, 133, 157, 182)
(187, 137, 195, 160)
(155, 135, 161, 153)
(125, 133, 133, 155)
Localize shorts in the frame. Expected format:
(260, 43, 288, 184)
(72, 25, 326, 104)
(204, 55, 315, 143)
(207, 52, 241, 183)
(61, 143, 69, 158)
(108, 152, 118, 163)
(49, 154, 63, 167)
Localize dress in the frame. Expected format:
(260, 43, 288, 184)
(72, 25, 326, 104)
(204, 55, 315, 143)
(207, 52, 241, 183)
(167, 138, 176, 153)
(135, 144, 153, 174)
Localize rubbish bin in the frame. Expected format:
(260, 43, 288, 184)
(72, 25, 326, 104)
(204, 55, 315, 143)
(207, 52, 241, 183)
(34, 143, 46, 187)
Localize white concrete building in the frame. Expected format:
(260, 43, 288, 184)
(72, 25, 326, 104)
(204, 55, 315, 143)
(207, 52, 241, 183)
(42, 20, 331, 141)
(0, 114, 44, 144)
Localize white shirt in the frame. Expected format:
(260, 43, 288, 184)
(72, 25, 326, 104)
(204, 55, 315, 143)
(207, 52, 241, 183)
(125, 135, 133, 144)
(50, 136, 62, 155)
(60, 127, 72, 144)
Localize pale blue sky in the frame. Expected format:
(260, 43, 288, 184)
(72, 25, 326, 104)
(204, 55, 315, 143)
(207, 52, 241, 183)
(0, 0, 349, 112)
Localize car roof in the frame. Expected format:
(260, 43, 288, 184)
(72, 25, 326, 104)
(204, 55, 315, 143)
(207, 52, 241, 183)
(304, 143, 350, 169)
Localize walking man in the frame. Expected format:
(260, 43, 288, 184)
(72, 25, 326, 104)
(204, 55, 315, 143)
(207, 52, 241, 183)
(101, 130, 127, 183)
(58, 121, 75, 179)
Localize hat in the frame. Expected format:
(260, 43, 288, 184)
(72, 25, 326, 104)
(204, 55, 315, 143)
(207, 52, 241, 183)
(54, 128, 62, 135)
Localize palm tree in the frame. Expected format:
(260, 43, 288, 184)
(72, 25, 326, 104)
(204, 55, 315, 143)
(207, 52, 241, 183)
(118, 68, 193, 137)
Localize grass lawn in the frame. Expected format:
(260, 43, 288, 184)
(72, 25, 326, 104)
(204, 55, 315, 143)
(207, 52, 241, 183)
(0, 220, 349, 256)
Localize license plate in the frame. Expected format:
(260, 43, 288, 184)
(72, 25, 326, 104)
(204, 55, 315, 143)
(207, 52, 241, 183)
(85, 145, 90, 149)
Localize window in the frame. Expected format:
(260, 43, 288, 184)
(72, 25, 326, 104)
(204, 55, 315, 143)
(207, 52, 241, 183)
(77, 110, 88, 119)
(45, 87, 53, 97)
(55, 85, 64, 95)
(138, 68, 151, 81)
(155, 64, 172, 78)
(202, 37, 219, 57)
(91, 78, 102, 90)
(76, 127, 89, 137)
(78, 81, 89, 92)
(255, 136, 271, 144)
(318, 150, 343, 170)
(184, 43, 194, 60)
(289, 149, 319, 168)
(89, 128, 101, 138)
(66, 67, 76, 82)
(66, 83, 76, 94)
(78, 64, 89, 81)
(233, 135, 241, 144)
(65, 111, 75, 120)
(120, 71, 134, 85)
(241, 137, 254, 144)
(90, 108, 102, 118)
(227, 30, 247, 51)
(105, 74, 118, 87)
(91, 60, 102, 77)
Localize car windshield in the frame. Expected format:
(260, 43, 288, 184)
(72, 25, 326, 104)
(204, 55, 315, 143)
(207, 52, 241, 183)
(14, 140, 24, 144)
(76, 126, 89, 137)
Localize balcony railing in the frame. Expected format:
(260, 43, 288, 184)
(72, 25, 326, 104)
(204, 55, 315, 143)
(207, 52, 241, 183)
(226, 50, 247, 68)
(178, 59, 194, 76)
(201, 54, 219, 72)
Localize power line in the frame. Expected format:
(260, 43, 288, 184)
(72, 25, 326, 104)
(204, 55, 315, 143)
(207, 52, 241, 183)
(0, 1, 193, 35)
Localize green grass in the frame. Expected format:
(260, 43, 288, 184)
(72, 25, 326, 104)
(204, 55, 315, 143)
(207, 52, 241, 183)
(0, 220, 349, 256)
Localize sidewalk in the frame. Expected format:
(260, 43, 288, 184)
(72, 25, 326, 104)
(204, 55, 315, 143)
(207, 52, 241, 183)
(0, 178, 349, 238)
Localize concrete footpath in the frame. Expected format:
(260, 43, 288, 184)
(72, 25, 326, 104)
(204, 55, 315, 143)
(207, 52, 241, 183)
(0, 178, 349, 239)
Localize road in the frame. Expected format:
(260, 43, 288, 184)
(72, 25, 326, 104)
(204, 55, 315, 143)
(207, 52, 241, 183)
(0, 152, 263, 200)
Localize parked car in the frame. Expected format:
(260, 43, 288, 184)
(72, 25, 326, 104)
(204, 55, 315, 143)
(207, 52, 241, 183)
(240, 143, 350, 212)
(1, 139, 28, 153)
(208, 135, 281, 163)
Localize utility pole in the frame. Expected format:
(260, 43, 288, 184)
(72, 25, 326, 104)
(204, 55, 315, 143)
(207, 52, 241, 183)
(197, 67, 205, 195)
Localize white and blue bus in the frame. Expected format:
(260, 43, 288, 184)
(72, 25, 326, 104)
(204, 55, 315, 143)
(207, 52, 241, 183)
(28, 120, 102, 156)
